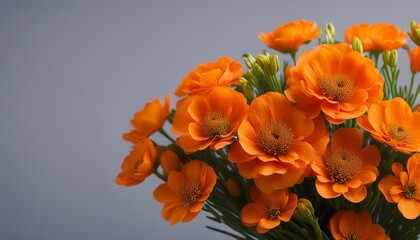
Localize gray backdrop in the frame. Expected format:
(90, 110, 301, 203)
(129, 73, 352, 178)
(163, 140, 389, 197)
(1, 0, 418, 239)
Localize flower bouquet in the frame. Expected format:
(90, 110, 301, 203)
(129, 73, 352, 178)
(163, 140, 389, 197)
(116, 19, 420, 239)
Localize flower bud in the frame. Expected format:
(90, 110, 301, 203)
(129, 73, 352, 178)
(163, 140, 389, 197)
(408, 20, 420, 46)
(269, 54, 280, 75)
(243, 53, 256, 69)
(352, 37, 363, 53)
(256, 54, 270, 71)
(325, 22, 336, 44)
(414, 104, 420, 112)
(239, 77, 255, 101)
(383, 50, 398, 67)
(410, 47, 420, 73)
(226, 178, 242, 197)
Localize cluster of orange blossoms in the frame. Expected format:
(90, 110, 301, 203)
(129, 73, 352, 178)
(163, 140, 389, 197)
(116, 19, 420, 239)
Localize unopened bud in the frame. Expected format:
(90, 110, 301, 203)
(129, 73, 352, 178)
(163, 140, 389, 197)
(414, 104, 420, 112)
(269, 54, 280, 75)
(352, 37, 363, 53)
(239, 77, 254, 101)
(325, 23, 336, 44)
(294, 198, 315, 219)
(383, 50, 398, 67)
(409, 20, 420, 46)
(243, 53, 256, 69)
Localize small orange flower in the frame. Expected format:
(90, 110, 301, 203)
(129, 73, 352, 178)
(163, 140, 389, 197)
(228, 92, 329, 192)
(153, 160, 217, 226)
(285, 43, 384, 124)
(123, 95, 171, 143)
(357, 98, 420, 154)
(259, 19, 321, 53)
(226, 178, 242, 197)
(241, 186, 298, 233)
(378, 153, 420, 219)
(410, 47, 420, 73)
(312, 128, 380, 203)
(329, 210, 390, 240)
(172, 87, 248, 153)
(160, 150, 181, 174)
(345, 23, 406, 51)
(174, 56, 243, 97)
(115, 137, 157, 187)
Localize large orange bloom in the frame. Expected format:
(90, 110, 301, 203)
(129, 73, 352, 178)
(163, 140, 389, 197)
(174, 56, 242, 97)
(329, 210, 390, 240)
(285, 43, 384, 124)
(345, 23, 406, 51)
(123, 95, 171, 143)
(259, 19, 321, 53)
(228, 92, 329, 192)
(172, 87, 248, 153)
(115, 137, 157, 187)
(378, 153, 420, 219)
(312, 128, 380, 203)
(153, 160, 217, 226)
(410, 47, 420, 73)
(241, 186, 298, 233)
(357, 97, 420, 154)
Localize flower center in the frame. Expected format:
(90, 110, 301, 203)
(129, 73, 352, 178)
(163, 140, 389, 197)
(257, 122, 294, 156)
(386, 124, 409, 143)
(266, 202, 281, 220)
(403, 182, 417, 199)
(202, 111, 230, 138)
(180, 178, 201, 207)
(325, 148, 362, 183)
(319, 74, 355, 102)
(345, 233, 359, 240)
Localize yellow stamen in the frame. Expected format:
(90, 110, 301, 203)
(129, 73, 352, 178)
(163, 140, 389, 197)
(202, 112, 230, 137)
(319, 74, 355, 102)
(403, 182, 417, 199)
(266, 202, 281, 220)
(345, 233, 359, 240)
(325, 148, 361, 183)
(180, 178, 201, 207)
(257, 122, 294, 156)
(386, 124, 409, 143)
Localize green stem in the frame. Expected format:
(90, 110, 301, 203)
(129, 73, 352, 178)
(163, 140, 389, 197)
(159, 129, 176, 144)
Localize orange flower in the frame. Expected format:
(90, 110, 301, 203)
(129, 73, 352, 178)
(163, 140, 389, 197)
(285, 43, 384, 124)
(410, 47, 420, 73)
(226, 178, 242, 197)
(329, 210, 390, 240)
(115, 137, 157, 186)
(378, 153, 420, 219)
(172, 87, 248, 153)
(228, 92, 329, 192)
(174, 56, 243, 97)
(357, 97, 420, 154)
(259, 19, 321, 53)
(153, 160, 217, 225)
(123, 95, 171, 143)
(160, 150, 181, 174)
(345, 23, 406, 51)
(241, 186, 298, 233)
(312, 128, 380, 203)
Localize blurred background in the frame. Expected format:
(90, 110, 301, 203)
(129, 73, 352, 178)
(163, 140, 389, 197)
(1, 0, 418, 239)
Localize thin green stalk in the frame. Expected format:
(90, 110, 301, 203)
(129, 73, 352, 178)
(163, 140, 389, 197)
(158, 129, 175, 143)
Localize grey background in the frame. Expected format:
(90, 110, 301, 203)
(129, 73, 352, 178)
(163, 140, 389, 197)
(1, 0, 418, 239)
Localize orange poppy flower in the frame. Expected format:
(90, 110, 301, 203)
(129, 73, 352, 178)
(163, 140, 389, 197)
(123, 95, 171, 143)
(259, 19, 321, 53)
(153, 160, 217, 226)
(410, 47, 420, 73)
(357, 97, 420, 154)
(160, 150, 181, 174)
(241, 186, 298, 233)
(172, 87, 248, 153)
(378, 153, 420, 219)
(228, 92, 329, 192)
(329, 210, 390, 240)
(285, 43, 384, 124)
(312, 128, 380, 203)
(345, 23, 406, 51)
(174, 56, 243, 97)
(115, 137, 157, 187)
